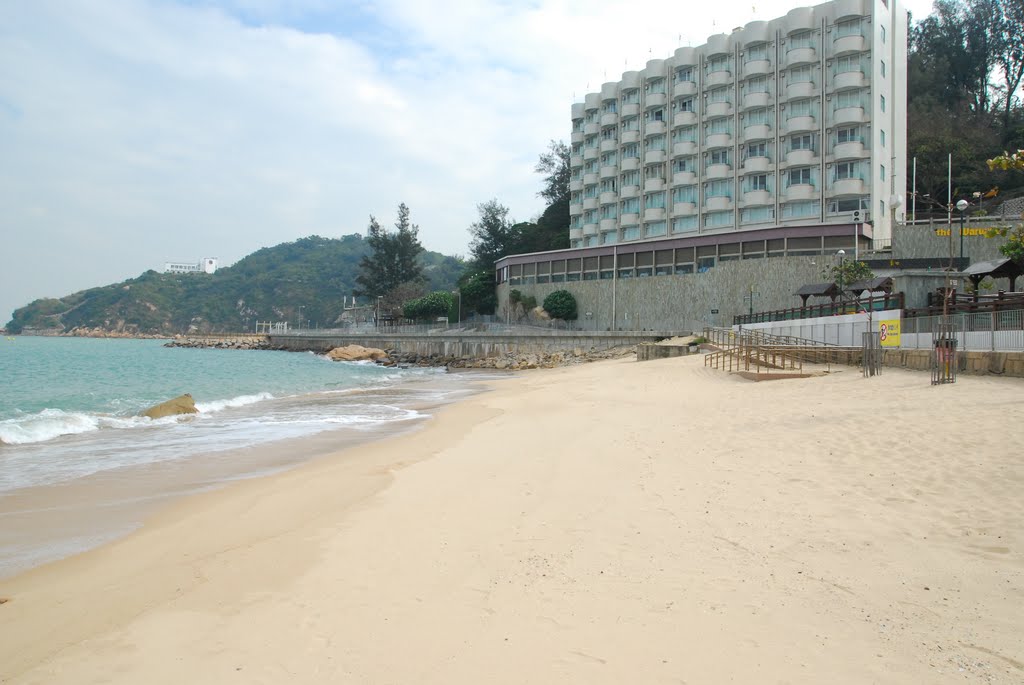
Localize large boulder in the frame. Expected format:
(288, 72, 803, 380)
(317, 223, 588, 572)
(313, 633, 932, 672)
(326, 345, 390, 362)
(141, 394, 199, 419)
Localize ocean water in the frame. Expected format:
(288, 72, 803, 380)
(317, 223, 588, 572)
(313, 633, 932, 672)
(0, 336, 484, 576)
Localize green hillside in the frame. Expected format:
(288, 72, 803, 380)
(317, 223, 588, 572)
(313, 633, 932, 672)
(6, 234, 465, 335)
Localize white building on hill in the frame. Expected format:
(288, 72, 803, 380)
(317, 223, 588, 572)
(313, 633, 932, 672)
(165, 258, 218, 274)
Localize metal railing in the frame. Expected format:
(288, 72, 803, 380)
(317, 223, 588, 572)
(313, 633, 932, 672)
(734, 293, 904, 325)
(900, 311, 1024, 352)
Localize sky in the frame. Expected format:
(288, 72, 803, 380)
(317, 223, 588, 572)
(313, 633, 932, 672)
(0, 0, 935, 323)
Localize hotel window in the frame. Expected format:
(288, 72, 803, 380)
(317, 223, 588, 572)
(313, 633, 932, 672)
(709, 148, 731, 165)
(880, 164, 886, 181)
(787, 98, 814, 118)
(880, 25, 886, 43)
(834, 161, 862, 180)
(675, 66, 694, 83)
(602, 100, 617, 114)
(585, 110, 598, 123)
(834, 89, 862, 110)
(836, 126, 860, 144)
(744, 174, 768, 192)
(880, 60, 886, 78)
(673, 216, 698, 233)
(600, 178, 617, 193)
(646, 221, 667, 237)
(601, 231, 618, 245)
(746, 76, 770, 94)
(707, 55, 730, 73)
(585, 135, 597, 149)
(835, 54, 861, 74)
(571, 191, 582, 204)
(645, 135, 667, 152)
(742, 207, 774, 223)
(790, 133, 815, 151)
(746, 107, 770, 126)
(789, 30, 814, 50)
(622, 226, 641, 240)
(672, 156, 696, 173)
(880, 94, 886, 112)
(646, 78, 666, 94)
(621, 116, 640, 131)
(835, 18, 862, 38)
(645, 192, 666, 209)
(708, 117, 732, 135)
(707, 87, 730, 103)
(745, 42, 769, 62)
(705, 179, 733, 199)
(585, 160, 598, 174)
(880, 130, 886, 147)
(621, 197, 640, 214)
(705, 211, 733, 227)
(789, 65, 813, 83)
(672, 185, 696, 203)
(600, 203, 618, 219)
(571, 143, 582, 156)
(644, 163, 665, 180)
(787, 167, 813, 186)
(829, 197, 869, 213)
(673, 126, 697, 143)
(584, 184, 598, 198)
(572, 119, 583, 132)
(623, 143, 640, 158)
(746, 140, 769, 159)
(645, 108, 665, 122)
(621, 170, 640, 187)
(622, 89, 640, 104)
(880, 199, 885, 216)
(782, 201, 817, 218)
(601, 127, 617, 141)
(674, 97, 695, 112)
(600, 151, 617, 166)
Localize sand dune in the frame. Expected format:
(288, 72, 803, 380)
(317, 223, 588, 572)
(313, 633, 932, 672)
(1, 355, 1022, 683)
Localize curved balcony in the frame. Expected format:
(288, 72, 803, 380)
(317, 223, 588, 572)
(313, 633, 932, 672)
(600, 138, 618, 152)
(570, 154, 583, 167)
(832, 71, 866, 90)
(741, 190, 773, 206)
(584, 122, 599, 135)
(706, 33, 729, 55)
(583, 172, 599, 185)
(645, 92, 667, 108)
(583, 147, 598, 160)
(621, 71, 641, 89)
(673, 111, 697, 127)
(644, 207, 666, 221)
(600, 190, 618, 204)
(743, 59, 772, 77)
(600, 165, 617, 179)
(673, 141, 697, 156)
(620, 212, 640, 226)
(571, 131, 584, 144)
(672, 202, 697, 215)
(832, 106, 865, 125)
(742, 156, 772, 173)
(585, 92, 600, 109)
(672, 171, 697, 185)
(786, 149, 816, 166)
(743, 124, 772, 140)
(740, 21, 770, 45)
(644, 178, 665, 192)
(569, 227, 583, 241)
(833, 0, 869, 18)
(620, 185, 640, 198)
(621, 130, 640, 144)
(569, 179, 583, 192)
(785, 7, 815, 32)
(786, 47, 817, 67)
(673, 80, 697, 97)
(832, 35, 867, 56)
(643, 58, 666, 77)
(705, 163, 732, 179)
(705, 133, 732, 149)
(784, 115, 816, 134)
(601, 82, 619, 100)
(645, 150, 666, 164)
(832, 141, 866, 159)
(831, 178, 867, 195)
(743, 91, 771, 109)
(600, 218, 618, 233)
(674, 46, 698, 66)
(785, 81, 817, 100)
(645, 120, 667, 136)
(601, 112, 619, 127)
(583, 197, 598, 210)
(621, 103, 641, 117)
(582, 222, 599, 237)
(569, 203, 583, 216)
(705, 196, 733, 212)
(784, 184, 817, 202)
(621, 157, 640, 171)
(705, 102, 733, 118)
(705, 70, 732, 88)
(571, 102, 585, 119)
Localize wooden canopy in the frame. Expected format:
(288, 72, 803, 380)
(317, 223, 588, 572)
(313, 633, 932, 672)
(962, 257, 1023, 293)
(794, 282, 839, 306)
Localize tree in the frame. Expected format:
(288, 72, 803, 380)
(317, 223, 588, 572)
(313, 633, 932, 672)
(535, 140, 570, 204)
(402, 291, 453, 322)
(355, 203, 425, 298)
(457, 269, 497, 315)
(468, 200, 522, 269)
(988, 149, 1024, 170)
(827, 261, 874, 289)
(999, 225, 1024, 264)
(543, 290, 578, 321)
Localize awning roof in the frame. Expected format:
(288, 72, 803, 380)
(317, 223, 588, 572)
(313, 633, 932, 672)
(794, 282, 839, 297)
(962, 257, 1022, 279)
(846, 276, 894, 294)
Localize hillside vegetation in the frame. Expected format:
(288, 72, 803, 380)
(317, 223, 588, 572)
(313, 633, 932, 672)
(6, 234, 464, 335)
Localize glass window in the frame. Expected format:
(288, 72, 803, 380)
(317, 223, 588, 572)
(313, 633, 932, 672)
(746, 107, 770, 126)
(746, 141, 769, 158)
(790, 133, 815, 151)
(600, 203, 618, 219)
(646, 78, 666, 94)
(880, 26, 886, 43)
(672, 157, 695, 173)
(880, 164, 886, 181)
(704, 211, 733, 227)
(880, 199, 885, 216)
(708, 117, 732, 134)
(828, 197, 869, 213)
(672, 126, 696, 143)
(834, 89, 862, 109)
(880, 94, 886, 112)
(623, 143, 639, 158)
(834, 161, 862, 180)
(835, 18, 862, 38)
(705, 179, 733, 199)
(746, 43, 769, 62)
(709, 148, 731, 165)
(645, 221, 667, 237)
(707, 87, 730, 103)
(782, 201, 817, 218)
(742, 207, 774, 223)
(645, 108, 665, 122)
(675, 66, 694, 82)
(788, 98, 814, 118)
(880, 129, 886, 147)
(836, 125, 860, 144)
(621, 116, 639, 131)
(601, 127, 617, 141)
(674, 97, 695, 112)
(787, 167, 812, 186)
(621, 198, 640, 214)
(672, 185, 697, 203)
(835, 54, 861, 74)
(645, 135, 666, 152)
(644, 163, 665, 180)
(600, 178, 617, 193)
(621, 169, 640, 186)
(746, 76, 770, 93)
(707, 55, 730, 73)
(673, 216, 698, 233)
(744, 174, 768, 192)
(880, 60, 886, 78)
(600, 152, 617, 166)
(622, 89, 640, 104)
(789, 30, 814, 50)
(645, 192, 666, 209)
(789, 65, 813, 83)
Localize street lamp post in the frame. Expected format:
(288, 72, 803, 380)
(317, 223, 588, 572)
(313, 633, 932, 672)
(836, 249, 846, 314)
(956, 198, 969, 263)
(452, 289, 461, 325)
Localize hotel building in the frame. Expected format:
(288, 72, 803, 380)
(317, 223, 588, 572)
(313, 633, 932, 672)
(567, 0, 906, 254)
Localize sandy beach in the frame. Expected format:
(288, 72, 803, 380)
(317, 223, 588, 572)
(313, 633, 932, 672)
(1, 355, 1022, 684)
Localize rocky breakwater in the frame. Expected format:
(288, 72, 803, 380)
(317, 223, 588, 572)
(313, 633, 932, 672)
(64, 327, 167, 339)
(164, 335, 271, 350)
(386, 344, 638, 370)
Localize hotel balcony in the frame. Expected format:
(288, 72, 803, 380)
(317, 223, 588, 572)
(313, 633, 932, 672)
(741, 190, 773, 206)
(783, 115, 816, 134)
(584, 122, 599, 135)
(621, 103, 641, 117)
(672, 202, 697, 215)
(673, 111, 698, 127)
(705, 70, 732, 87)
(785, 47, 817, 67)
(620, 185, 640, 198)
(601, 112, 618, 126)
(583, 197, 598, 210)
(705, 163, 732, 179)
(600, 190, 618, 204)
(570, 154, 584, 167)
(645, 120, 667, 136)
(643, 178, 665, 192)
(831, 178, 868, 195)
(785, 149, 816, 166)
(743, 60, 772, 77)
(705, 196, 733, 212)
(600, 218, 618, 232)
(583, 222, 599, 236)
(833, 34, 867, 55)
(785, 81, 817, 100)
(600, 138, 618, 152)
(621, 157, 640, 171)
(645, 92, 667, 108)
(784, 184, 817, 202)
(742, 156, 772, 173)
(832, 141, 867, 159)
(705, 102, 733, 118)
(672, 171, 697, 185)
(673, 80, 697, 97)
(569, 227, 583, 241)
(583, 147, 598, 160)
(644, 207, 666, 221)
(832, 71, 866, 90)
(571, 131, 584, 144)
(672, 141, 697, 156)
(569, 202, 583, 215)
(569, 179, 583, 192)
(832, 107, 865, 125)
(705, 133, 732, 149)
(742, 91, 771, 109)
(620, 212, 640, 226)
(645, 150, 667, 164)
(743, 124, 772, 141)
(600, 165, 618, 179)
(583, 172, 599, 184)
(621, 130, 640, 144)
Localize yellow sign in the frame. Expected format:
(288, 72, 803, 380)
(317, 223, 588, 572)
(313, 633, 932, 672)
(933, 227, 1002, 237)
(879, 319, 900, 347)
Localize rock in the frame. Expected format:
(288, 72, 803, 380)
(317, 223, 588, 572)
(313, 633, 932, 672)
(141, 394, 199, 419)
(325, 345, 390, 362)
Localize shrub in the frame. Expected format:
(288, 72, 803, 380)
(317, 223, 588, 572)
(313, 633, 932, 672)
(543, 290, 578, 320)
